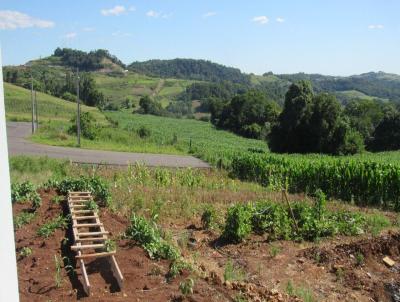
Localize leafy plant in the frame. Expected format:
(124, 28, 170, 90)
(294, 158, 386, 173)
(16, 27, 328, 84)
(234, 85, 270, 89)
(19, 247, 33, 258)
(51, 195, 63, 204)
(201, 205, 217, 230)
(137, 126, 151, 138)
(37, 215, 68, 238)
(103, 239, 116, 252)
(126, 214, 180, 260)
(168, 259, 192, 279)
(84, 199, 99, 212)
(223, 204, 253, 243)
(11, 181, 42, 209)
(355, 252, 364, 266)
(269, 244, 281, 258)
(14, 212, 35, 229)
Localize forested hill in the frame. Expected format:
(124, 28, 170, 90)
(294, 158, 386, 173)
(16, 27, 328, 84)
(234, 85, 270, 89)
(128, 58, 250, 84)
(276, 72, 400, 103)
(32, 48, 126, 72)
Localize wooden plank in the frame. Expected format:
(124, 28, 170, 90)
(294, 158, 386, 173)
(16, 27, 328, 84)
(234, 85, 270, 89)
(71, 243, 105, 250)
(75, 237, 107, 242)
(74, 223, 103, 228)
(109, 255, 124, 290)
(77, 231, 109, 237)
(69, 191, 91, 195)
(73, 210, 93, 214)
(76, 251, 116, 260)
(72, 215, 98, 220)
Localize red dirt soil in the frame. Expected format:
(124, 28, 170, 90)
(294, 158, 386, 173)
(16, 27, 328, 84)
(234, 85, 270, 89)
(14, 190, 296, 302)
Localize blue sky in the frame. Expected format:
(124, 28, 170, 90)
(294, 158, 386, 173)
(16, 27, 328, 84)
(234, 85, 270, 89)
(0, 0, 399, 75)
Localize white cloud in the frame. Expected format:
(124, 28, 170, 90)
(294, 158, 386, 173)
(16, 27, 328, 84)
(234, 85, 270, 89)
(276, 17, 285, 23)
(129, 6, 136, 12)
(161, 13, 173, 19)
(83, 27, 95, 32)
(64, 32, 77, 39)
(146, 10, 160, 18)
(101, 5, 126, 16)
(252, 16, 269, 25)
(368, 24, 384, 29)
(0, 10, 54, 30)
(203, 11, 217, 18)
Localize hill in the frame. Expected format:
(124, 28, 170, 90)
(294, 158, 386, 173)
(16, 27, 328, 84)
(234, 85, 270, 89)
(128, 58, 250, 84)
(276, 72, 400, 103)
(4, 82, 107, 123)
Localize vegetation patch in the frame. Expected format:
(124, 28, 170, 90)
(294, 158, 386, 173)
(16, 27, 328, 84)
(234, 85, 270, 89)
(37, 215, 69, 238)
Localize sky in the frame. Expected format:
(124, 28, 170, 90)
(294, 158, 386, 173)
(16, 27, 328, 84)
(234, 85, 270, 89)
(0, 0, 399, 76)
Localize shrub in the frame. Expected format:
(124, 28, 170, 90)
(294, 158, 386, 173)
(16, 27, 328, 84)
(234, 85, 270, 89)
(11, 181, 42, 210)
(14, 212, 35, 229)
(137, 126, 151, 138)
(223, 204, 253, 243)
(126, 214, 180, 260)
(201, 205, 217, 230)
(68, 112, 98, 140)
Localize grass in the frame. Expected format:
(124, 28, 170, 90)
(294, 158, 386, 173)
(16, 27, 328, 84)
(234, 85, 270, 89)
(4, 83, 107, 123)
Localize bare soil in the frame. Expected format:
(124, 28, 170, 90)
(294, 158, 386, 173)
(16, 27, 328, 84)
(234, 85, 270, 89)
(13, 191, 400, 301)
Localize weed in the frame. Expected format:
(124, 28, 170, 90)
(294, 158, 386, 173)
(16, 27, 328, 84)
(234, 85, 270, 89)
(84, 199, 99, 213)
(365, 214, 391, 236)
(19, 247, 33, 258)
(37, 215, 68, 238)
(201, 205, 217, 230)
(269, 244, 281, 258)
(286, 280, 315, 302)
(54, 255, 63, 288)
(51, 195, 63, 204)
(179, 278, 194, 296)
(335, 267, 345, 282)
(234, 293, 248, 302)
(168, 259, 192, 279)
(11, 181, 42, 209)
(103, 239, 116, 252)
(14, 212, 35, 229)
(355, 252, 365, 266)
(223, 259, 246, 282)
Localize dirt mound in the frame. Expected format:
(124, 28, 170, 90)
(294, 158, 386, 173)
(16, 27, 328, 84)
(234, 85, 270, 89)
(303, 233, 400, 301)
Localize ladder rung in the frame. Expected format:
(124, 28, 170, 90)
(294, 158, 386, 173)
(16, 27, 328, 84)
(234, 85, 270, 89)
(73, 215, 98, 220)
(71, 243, 105, 250)
(76, 251, 116, 259)
(73, 210, 94, 214)
(77, 231, 109, 237)
(74, 223, 103, 228)
(75, 237, 107, 242)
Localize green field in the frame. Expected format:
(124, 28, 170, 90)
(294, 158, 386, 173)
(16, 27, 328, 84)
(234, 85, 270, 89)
(93, 72, 195, 107)
(4, 83, 107, 123)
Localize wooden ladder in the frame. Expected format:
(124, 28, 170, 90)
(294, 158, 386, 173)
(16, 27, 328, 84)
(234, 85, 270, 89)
(67, 191, 123, 296)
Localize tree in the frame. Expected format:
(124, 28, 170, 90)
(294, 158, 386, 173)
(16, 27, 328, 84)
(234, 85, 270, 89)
(138, 95, 165, 116)
(269, 80, 314, 152)
(369, 111, 400, 151)
(270, 81, 364, 154)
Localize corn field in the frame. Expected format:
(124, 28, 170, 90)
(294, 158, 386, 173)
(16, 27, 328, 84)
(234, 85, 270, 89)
(231, 153, 400, 210)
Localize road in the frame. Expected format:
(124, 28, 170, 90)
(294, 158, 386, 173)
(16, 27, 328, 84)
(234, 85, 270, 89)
(6, 122, 210, 168)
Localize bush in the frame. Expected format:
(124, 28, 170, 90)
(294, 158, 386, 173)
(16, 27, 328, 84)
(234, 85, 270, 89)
(223, 204, 253, 243)
(126, 214, 180, 260)
(201, 205, 217, 230)
(68, 112, 98, 140)
(137, 126, 151, 138)
(11, 181, 42, 210)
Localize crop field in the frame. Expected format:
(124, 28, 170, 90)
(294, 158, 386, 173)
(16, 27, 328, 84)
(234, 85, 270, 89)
(4, 83, 107, 123)
(93, 72, 195, 106)
(10, 156, 400, 301)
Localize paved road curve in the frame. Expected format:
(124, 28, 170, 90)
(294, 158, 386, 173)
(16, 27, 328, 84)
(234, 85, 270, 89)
(7, 122, 210, 168)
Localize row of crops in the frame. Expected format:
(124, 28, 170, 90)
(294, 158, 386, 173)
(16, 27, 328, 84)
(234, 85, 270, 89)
(231, 153, 400, 210)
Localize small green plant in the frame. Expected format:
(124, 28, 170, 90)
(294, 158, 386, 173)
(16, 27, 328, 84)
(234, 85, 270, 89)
(37, 215, 68, 238)
(335, 267, 345, 282)
(179, 278, 194, 296)
(365, 214, 391, 236)
(84, 199, 99, 212)
(355, 252, 364, 266)
(168, 259, 192, 279)
(19, 247, 33, 258)
(286, 280, 315, 302)
(54, 255, 63, 288)
(223, 259, 246, 282)
(103, 239, 116, 252)
(11, 181, 42, 210)
(51, 195, 63, 204)
(234, 293, 248, 302)
(201, 205, 217, 230)
(269, 244, 281, 258)
(14, 212, 35, 229)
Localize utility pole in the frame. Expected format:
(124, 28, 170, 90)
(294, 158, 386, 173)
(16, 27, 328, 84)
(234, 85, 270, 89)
(31, 75, 35, 134)
(76, 68, 81, 147)
(34, 90, 38, 130)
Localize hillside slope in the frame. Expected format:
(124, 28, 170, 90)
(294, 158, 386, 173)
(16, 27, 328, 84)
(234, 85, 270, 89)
(4, 83, 107, 123)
